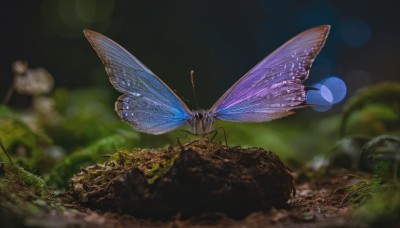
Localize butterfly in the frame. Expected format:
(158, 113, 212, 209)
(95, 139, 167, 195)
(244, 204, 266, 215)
(84, 25, 330, 135)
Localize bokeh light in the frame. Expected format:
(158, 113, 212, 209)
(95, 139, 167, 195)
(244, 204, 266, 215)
(320, 84, 333, 103)
(307, 76, 347, 112)
(41, 0, 114, 38)
(297, 2, 337, 29)
(307, 84, 333, 112)
(320, 77, 347, 104)
(340, 16, 371, 48)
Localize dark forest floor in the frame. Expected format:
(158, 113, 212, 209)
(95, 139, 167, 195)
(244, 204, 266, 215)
(21, 167, 355, 228)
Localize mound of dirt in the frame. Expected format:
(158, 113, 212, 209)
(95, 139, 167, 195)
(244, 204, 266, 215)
(70, 140, 295, 219)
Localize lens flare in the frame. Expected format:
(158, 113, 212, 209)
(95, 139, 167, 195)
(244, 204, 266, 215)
(321, 77, 347, 104)
(307, 76, 347, 112)
(307, 84, 333, 112)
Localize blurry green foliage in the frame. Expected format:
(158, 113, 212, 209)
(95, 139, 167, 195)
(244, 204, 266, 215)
(332, 135, 400, 227)
(0, 163, 49, 225)
(336, 175, 376, 204)
(213, 113, 342, 163)
(351, 184, 400, 226)
(359, 135, 400, 179)
(329, 136, 370, 170)
(330, 135, 400, 177)
(0, 105, 15, 117)
(46, 131, 139, 188)
(0, 118, 37, 150)
(49, 87, 134, 149)
(303, 82, 400, 227)
(222, 122, 300, 156)
(1, 164, 46, 190)
(341, 82, 400, 136)
(0, 113, 52, 172)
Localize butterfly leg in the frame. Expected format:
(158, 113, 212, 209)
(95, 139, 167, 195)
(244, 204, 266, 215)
(180, 130, 208, 146)
(208, 131, 221, 146)
(175, 137, 185, 151)
(209, 127, 228, 146)
(0, 141, 13, 164)
(175, 130, 192, 150)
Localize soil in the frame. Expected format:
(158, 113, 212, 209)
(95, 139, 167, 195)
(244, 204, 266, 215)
(26, 167, 355, 228)
(69, 140, 295, 219)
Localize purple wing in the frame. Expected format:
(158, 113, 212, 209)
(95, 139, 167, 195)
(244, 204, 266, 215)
(210, 25, 330, 122)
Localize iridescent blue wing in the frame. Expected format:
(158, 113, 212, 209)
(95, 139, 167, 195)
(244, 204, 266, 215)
(115, 94, 189, 134)
(84, 30, 191, 134)
(210, 25, 330, 122)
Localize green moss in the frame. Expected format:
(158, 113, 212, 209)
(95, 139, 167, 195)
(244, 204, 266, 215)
(0, 117, 37, 152)
(108, 146, 179, 184)
(70, 142, 192, 198)
(46, 132, 139, 188)
(0, 163, 52, 225)
(146, 154, 178, 184)
(337, 176, 376, 204)
(351, 183, 400, 226)
(0, 116, 55, 174)
(4, 164, 46, 190)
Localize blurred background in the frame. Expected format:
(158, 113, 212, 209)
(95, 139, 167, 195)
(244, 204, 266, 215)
(1, 0, 399, 161)
(1, 0, 399, 111)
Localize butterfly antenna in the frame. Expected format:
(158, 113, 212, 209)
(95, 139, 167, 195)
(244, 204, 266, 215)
(190, 70, 199, 109)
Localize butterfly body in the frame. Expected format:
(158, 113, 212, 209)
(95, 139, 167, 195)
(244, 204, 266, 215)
(84, 25, 330, 135)
(187, 110, 216, 135)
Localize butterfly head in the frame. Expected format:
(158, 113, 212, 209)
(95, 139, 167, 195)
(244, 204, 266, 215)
(187, 110, 216, 135)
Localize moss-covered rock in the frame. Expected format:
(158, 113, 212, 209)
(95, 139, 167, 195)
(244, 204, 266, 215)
(70, 140, 295, 219)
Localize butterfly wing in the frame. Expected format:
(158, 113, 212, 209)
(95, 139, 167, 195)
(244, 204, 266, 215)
(210, 25, 330, 122)
(84, 30, 191, 134)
